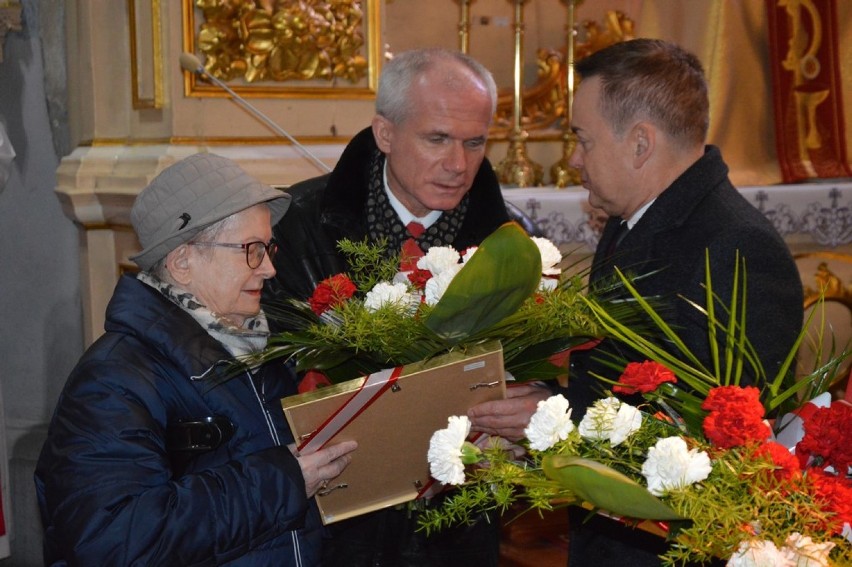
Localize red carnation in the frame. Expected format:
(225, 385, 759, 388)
(754, 441, 800, 479)
(703, 410, 770, 449)
(613, 360, 677, 394)
(795, 402, 852, 474)
(701, 386, 769, 449)
(809, 469, 852, 534)
(701, 386, 765, 418)
(308, 274, 357, 316)
(407, 268, 433, 291)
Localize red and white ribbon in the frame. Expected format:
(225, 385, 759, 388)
(297, 366, 404, 454)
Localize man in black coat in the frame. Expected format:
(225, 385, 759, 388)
(264, 125, 511, 303)
(264, 47, 549, 567)
(564, 39, 803, 565)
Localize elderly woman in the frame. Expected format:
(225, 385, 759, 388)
(35, 154, 356, 566)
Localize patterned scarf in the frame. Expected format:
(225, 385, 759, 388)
(364, 150, 469, 254)
(137, 272, 269, 359)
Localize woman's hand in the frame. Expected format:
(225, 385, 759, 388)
(293, 440, 358, 498)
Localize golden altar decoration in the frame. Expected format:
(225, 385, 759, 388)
(182, 0, 381, 99)
(489, 9, 634, 138)
(488, 5, 634, 187)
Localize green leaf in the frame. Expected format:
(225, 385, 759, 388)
(424, 223, 542, 343)
(542, 455, 683, 521)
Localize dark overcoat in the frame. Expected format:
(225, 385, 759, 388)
(568, 146, 803, 567)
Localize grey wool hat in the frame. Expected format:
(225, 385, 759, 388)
(129, 153, 291, 271)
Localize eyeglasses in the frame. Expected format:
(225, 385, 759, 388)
(189, 240, 279, 269)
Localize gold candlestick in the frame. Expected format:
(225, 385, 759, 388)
(550, 0, 583, 188)
(454, 0, 476, 54)
(496, 0, 542, 188)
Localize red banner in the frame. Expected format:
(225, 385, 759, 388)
(766, 0, 852, 182)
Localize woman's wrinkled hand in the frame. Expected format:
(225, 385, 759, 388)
(293, 440, 358, 498)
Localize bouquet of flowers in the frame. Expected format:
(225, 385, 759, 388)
(426, 384, 852, 565)
(423, 259, 852, 566)
(253, 222, 637, 384)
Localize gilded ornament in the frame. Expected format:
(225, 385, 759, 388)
(194, 0, 368, 84)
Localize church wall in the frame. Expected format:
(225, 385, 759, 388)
(57, 1, 852, 188)
(0, 1, 82, 564)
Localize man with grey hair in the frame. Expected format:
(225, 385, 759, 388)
(265, 47, 546, 566)
(266, 47, 507, 301)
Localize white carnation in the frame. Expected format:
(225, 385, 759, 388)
(532, 236, 562, 276)
(363, 281, 410, 312)
(417, 246, 461, 275)
(461, 246, 478, 263)
(579, 397, 620, 440)
(609, 403, 643, 446)
(579, 397, 642, 447)
(727, 539, 795, 567)
(423, 264, 462, 306)
(538, 277, 558, 292)
(427, 415, 471, 485)
(782, 533, 834, 566)
(524, 394, 575, 451)
(641, 436, 712, 496)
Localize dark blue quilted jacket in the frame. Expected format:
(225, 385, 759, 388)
(35, 275, 322, 566)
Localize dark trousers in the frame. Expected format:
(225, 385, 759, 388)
(569, 509, 668, 566)
(568, 508, 725, 566)
(321, 505, 499, 567)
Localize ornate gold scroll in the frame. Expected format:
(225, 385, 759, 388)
(182, 0, 380, 99)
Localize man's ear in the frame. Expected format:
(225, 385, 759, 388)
(631, 122, 655, 168)
(371, 115, 393, 154)
(165, 245, 192, 285)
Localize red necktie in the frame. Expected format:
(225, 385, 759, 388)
(400, 221, 425, 271)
